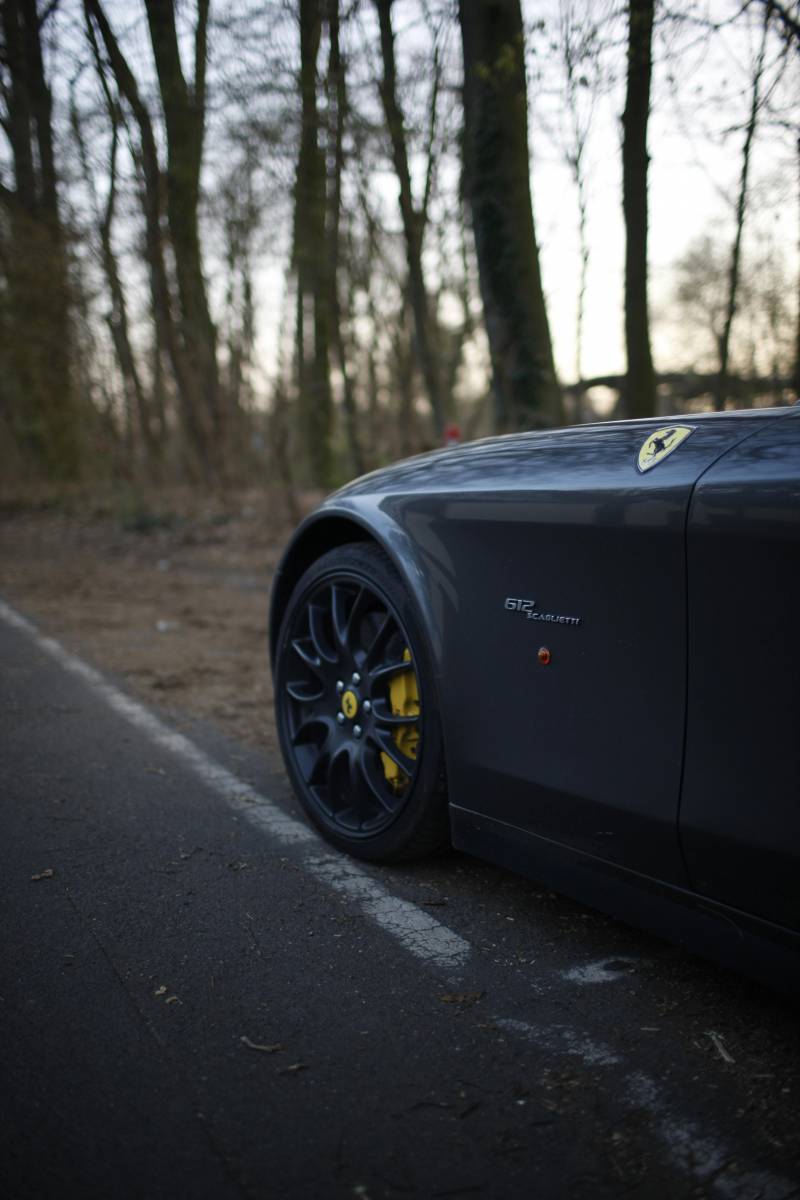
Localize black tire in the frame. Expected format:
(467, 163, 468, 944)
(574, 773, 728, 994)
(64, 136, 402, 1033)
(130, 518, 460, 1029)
(274, 542, 449, 861)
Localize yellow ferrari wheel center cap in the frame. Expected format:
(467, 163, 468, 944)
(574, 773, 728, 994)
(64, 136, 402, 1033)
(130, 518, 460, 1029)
(341, 690, 359, 720)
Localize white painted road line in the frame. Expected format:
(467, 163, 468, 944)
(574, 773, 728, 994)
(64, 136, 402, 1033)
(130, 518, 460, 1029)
(624, 1073, 795, 1200)
(307, 855, 471, 971)
(2, 597, 796, 1199)
(0, 599, 469, 975)
(502, 1022, 795, 1199)
(495, 1017, 622, 1067)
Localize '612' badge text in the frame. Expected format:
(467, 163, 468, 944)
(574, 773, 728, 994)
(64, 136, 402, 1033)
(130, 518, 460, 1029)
(504, 597, 582, 627)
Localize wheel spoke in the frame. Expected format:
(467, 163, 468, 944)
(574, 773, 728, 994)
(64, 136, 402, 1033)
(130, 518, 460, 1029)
(296, 720, 333, 787)
(344, 585, 371, 649)
(308, 747, 331, 788)
(344, 751, 370, 823)
(369, 659, 413, 686)
(308, 603, 337, 664)
(363, 612, 393, 670)
(286, 679, 324, 703)
(291, 637, 322, 674)
(326, 744, 352, 812)
(370, 727, 417, 776)
(330, 584, 352, 653)
(356, 752, 395, 814)
(371, 701, 420, 729)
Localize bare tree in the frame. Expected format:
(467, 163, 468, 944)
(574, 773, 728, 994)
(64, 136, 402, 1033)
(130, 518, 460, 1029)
(292, 0, 334, 485)
(622, 0, 656, 419)
(374, 0, 446, 436)
(459, 0, 562, 431)
(71, 86, 157, 465)
(556, 0, 608, 401)
(673, 234, 751, 371)
(715, 2, 773, 410)
(218, 152, 259, 464)
(796, 129, 800, 396)
(0, 0, 82, 475)
(144, 0, 222, 454)
(757, 0, 800, 47)
(85, 0, 213, 476)
(326, 0, 365, 476)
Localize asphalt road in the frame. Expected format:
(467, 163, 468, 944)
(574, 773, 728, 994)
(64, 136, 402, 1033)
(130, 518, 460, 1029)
(2, 601, 799, 1200)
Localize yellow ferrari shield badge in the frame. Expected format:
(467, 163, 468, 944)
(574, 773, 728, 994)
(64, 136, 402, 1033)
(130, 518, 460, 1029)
(341, 690, 359, 719)
(637, 425, 694, 474)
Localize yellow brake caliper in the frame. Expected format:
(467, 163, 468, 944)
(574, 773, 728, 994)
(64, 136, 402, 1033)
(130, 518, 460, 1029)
(380, 648, 420, 793)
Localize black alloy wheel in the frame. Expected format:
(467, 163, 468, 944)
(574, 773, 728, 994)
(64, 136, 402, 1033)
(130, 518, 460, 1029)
(274, 543, 448, 861)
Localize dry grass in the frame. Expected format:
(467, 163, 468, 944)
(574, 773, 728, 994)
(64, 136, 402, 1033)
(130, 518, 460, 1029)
(0, 485, 321, 754)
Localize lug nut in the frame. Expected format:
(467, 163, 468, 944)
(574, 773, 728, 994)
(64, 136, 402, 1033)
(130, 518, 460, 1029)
(336, 680, 344, 694)
(353, 724, 362, 738)
(336, 712, 345, 725)
(351, 672, 361, 685)
(363, 699, 372, 714)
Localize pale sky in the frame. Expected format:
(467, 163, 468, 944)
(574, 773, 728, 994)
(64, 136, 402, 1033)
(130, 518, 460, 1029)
(531, 0, 798, 384)
(44, 1, 794, 408)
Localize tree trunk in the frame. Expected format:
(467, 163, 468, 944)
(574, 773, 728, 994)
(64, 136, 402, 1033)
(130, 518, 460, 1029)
(795, 131, 800, 398)
(85, 0, 211, 476)
(559, 4, 595, 410)
(374, 0, 446, 436)
(221, 197, 256, 463)
(292, 0, 334, 486)
(71, 93, 156, 465)
(100, 124, 155, 463)
(393, 308, 418, 457)
(144, 0, 222, 462)
(459, 0, 562, 431)
(1, 0, 82, 477)
(715, 4, 771, 411)
(622, 0, 656, 420)
(327, 0, 365, 477)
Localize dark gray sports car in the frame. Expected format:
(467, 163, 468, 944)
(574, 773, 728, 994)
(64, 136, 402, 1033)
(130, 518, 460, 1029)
(270, 406, 800, 990)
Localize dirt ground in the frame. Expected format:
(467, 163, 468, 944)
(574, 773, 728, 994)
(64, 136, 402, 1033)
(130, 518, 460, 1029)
(0, 486, 321, 757)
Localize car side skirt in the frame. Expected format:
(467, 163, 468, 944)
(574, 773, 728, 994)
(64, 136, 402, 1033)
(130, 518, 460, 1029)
(450, 806, 800, 997)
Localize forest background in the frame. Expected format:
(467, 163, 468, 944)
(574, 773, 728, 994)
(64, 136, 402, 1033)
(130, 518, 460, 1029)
(1, 0, 799, 499)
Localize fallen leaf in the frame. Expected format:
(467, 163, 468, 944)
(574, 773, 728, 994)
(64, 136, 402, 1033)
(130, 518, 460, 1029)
(240, 1036, 284, 1054)
(165, 995, 180, 1005)
(279, 1062, 308, 1074)
(153, 985, 167, 997)
(31, 868, 54, 881)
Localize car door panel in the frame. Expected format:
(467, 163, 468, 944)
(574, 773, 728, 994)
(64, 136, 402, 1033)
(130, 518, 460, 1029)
(417, 417, 778, 885)
(680, 411, 800, 929)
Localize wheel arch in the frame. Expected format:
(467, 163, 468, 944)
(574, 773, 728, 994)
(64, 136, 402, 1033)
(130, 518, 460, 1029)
(269, 508, 441, 674)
